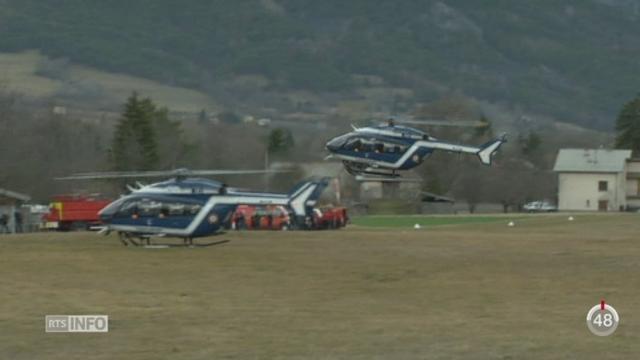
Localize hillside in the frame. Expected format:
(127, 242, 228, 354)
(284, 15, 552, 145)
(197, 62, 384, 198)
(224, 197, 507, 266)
(0, 51, 217, 112)
(2, 1, 640, 129)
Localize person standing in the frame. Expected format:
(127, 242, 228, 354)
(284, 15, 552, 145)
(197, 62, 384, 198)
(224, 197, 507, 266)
(14, 210, 23, 233)
(0, 213, 8, 234)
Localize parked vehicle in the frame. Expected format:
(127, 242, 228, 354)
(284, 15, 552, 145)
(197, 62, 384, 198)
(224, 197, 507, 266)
(523, 201, 557, 213)
(43, 194, 112, 230)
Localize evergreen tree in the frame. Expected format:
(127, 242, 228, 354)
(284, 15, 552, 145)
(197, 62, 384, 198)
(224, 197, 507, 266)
(154, 105, 197, 169)
(615, 95, 640, 155)
(111, 93, 159, 171)
(267, 128, 295, 155)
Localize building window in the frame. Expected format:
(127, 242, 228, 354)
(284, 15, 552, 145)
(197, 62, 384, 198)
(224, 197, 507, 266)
(598, 181, 608, 191)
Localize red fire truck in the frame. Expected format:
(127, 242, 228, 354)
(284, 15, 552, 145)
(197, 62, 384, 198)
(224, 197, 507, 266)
(43, 194, 112, 231)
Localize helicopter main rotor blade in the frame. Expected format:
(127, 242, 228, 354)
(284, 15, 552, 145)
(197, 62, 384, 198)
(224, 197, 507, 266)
(185, 169, 290, 176)
(56, 170, 177, 180)
(392, 117, 489, 128)
(55, 168, 288, 180)
(354, 174, 423, 183)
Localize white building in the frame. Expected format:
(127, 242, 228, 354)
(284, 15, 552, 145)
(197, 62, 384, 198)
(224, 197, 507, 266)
(553, 149, 640, 211)
(0, 188, 30, 233)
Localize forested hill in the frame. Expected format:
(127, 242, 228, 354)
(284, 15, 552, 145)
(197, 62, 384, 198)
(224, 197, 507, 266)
(2, 0, 640, 129)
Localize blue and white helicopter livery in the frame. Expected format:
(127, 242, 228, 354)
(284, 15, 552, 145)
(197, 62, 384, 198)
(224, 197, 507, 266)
(57, 169, 329, 246)
(325, 118, 507, 180)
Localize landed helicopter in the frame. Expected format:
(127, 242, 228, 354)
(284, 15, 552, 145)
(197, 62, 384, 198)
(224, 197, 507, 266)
(325, 117, 507, 180)
(57, 169, 329, 246)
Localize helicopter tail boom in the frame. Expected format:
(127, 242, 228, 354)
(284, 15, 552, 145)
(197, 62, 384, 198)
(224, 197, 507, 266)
(410, 133, 506, 166)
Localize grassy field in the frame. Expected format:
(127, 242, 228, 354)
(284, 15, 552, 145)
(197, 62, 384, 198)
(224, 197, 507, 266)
(350, 214, 521, 228)
(1, 214, 639, 359)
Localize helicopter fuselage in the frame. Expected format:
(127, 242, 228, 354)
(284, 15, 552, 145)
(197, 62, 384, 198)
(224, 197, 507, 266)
(325, 124, 506, 178)
(98, 178, 328, 240)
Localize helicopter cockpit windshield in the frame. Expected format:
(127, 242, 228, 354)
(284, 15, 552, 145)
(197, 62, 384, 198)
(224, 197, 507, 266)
(326, 134, 351, 151)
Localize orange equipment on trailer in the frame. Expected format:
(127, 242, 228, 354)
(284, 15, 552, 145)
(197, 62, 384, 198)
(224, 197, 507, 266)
(312, 206, 348, 229)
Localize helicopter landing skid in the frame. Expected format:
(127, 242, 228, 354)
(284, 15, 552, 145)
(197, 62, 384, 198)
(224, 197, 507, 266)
(141, 239, 230, 248)
(342, 160, 403, 178)
(346, 166, 422, 182)
(354, 175, 423, 183)
(342, 160, 374, 176)
(117, 232, 228, 248)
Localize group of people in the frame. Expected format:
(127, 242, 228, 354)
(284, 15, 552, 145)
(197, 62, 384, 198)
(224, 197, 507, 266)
(0, 210, 23, 234)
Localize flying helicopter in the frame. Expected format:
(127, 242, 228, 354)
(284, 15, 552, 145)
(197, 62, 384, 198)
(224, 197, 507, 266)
(325, 117, 507, 180)
(56, 168, 329, 246)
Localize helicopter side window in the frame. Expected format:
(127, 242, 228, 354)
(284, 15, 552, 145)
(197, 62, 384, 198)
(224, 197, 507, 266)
(359, 139, 376, 152)
(162, 202, 201, 216)
(114, 200, 140, 218)
(164, 202, 201, 216)
(138, 200, 162, 217)
(185, 204, 202, 215)
(114, 199, 202, 218)
(158, 206, 169, 219)
(383, 142, 407, 154)
(168, 203, 186, 216)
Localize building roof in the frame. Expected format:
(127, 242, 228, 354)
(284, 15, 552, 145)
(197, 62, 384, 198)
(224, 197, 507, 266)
(0, 188, 30, 202)
(553, 149, 632, 173)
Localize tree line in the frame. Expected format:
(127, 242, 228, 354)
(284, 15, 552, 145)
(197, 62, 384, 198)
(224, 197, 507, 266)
(3, 90, 639, 210)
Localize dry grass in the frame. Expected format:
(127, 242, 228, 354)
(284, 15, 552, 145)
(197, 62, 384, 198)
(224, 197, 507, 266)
(72, 66, 215, 112)
(1, 214, 639, 359)
(0, 51, 59, 96)
(0, 51, 216, 112)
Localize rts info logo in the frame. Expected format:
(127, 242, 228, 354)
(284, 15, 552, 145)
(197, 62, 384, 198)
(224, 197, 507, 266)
(45, 315, 109, 333)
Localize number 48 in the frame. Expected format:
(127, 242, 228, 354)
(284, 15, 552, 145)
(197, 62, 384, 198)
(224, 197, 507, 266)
(593, 313, 613, 327)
